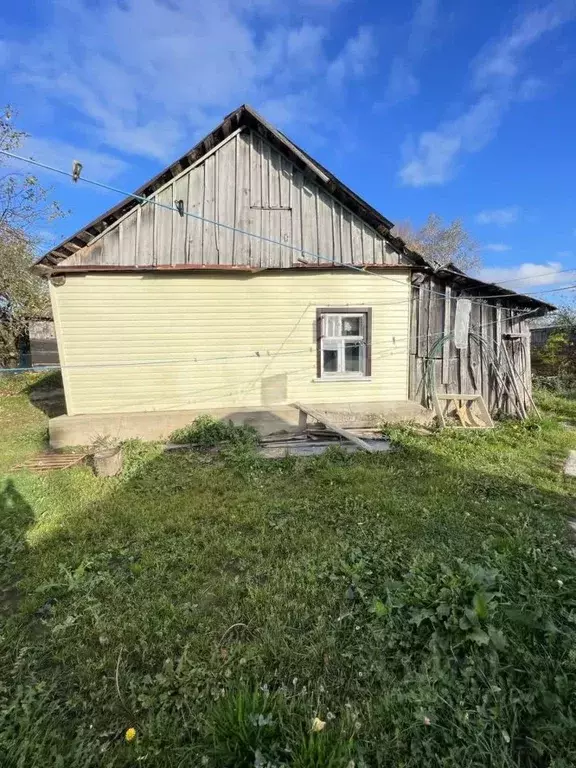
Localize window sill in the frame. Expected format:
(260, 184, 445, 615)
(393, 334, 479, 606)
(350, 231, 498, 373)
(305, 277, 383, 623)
(313, 376, 372, 383)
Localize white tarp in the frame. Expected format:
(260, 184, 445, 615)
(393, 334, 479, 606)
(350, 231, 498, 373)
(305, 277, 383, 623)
(454, 298, 471, 349)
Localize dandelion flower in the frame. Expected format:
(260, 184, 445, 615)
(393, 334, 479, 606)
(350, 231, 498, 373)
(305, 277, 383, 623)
(311, 717, 326, 732)
(125, 727, 136, 742)
(424, 716, 431, 726)
(557, 580, 564, 587)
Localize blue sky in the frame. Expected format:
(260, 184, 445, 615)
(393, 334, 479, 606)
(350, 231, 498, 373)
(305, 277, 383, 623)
(1, 0, 576, 302)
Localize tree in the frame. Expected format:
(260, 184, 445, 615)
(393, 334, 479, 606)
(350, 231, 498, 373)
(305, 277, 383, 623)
(392, 213, 481, 272)
(531, 304, 576, 383)
(0, 107, 63, 366)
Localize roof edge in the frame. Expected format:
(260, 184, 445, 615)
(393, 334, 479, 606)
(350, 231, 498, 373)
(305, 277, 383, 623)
(431, 265, 555, 313)
(48, 262, 413, 275)
(32, 104, 553, 314)
(45, 259, 554, 312)
(36, 104, 423, 270)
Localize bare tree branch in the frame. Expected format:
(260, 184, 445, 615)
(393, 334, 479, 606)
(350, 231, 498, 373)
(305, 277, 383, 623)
(392, 213, 481, 272)
(0, 105, 64, 365)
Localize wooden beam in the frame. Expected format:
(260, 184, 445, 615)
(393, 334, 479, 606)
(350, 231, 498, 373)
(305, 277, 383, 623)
(292, 403, 375, 452)
(433, 393, 494, 429)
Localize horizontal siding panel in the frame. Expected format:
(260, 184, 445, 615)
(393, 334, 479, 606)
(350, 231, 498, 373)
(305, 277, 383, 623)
(52, 271, 410, 415)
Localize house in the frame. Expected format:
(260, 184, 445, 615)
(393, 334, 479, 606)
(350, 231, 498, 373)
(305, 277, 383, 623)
(28, 317, 59, 368)
(34, 105, 553, 446)
(530, 325, 566, 349)
(0, 314, 58, 370)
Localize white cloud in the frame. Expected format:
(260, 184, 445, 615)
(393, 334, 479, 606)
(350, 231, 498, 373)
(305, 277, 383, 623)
(257, 92, 318, 129)
(16, 136, 128, 184)
(478, 261, 576, 288)
(472, 2, 575, 90)
(399, 1, 576, 186)
(400, 95, 502, 186)
(299, 0, 349, 5)
(475, 206, 520, 226)
(405, 0, 441, 57)
(386, 57, 420, 103)
(483, 243, 511, 252)
(8, 0, 374, 163)
(326, 26, 376, 89)
(385, 0, 439, 104)
(516, 77, 547, 101)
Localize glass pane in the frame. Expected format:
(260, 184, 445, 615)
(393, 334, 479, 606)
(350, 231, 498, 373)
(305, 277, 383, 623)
(342, 316, 361, 336)
(323, 347, 338, 373)
(344, 342, 362, 372)
(324, 315, 339, 338)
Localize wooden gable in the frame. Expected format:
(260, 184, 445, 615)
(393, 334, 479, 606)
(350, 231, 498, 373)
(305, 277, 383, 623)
(59, 128, 406, 270)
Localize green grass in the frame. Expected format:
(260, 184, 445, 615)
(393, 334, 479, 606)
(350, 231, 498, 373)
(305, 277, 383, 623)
(1, 375, 576, 767)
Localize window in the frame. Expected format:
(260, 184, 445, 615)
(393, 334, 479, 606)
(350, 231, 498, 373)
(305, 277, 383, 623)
(316, 308, 371, 379)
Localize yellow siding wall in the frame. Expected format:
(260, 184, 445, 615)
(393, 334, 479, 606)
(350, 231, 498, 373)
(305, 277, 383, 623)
(50, 271, 411, 415)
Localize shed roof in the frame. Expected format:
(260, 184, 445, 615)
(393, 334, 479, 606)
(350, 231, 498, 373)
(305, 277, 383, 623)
(36, 104, 554, 312)
(431, 264, 555, 312)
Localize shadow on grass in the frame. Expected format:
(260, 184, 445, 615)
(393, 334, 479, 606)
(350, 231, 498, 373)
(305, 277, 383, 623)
(25, 371, 66, 418)
(0, 370, 66, 418)
(0, 479, 34, 614)
(3, 426, 576, 766)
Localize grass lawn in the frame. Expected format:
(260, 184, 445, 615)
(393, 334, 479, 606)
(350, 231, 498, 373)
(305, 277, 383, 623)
(2, 375, 576, 767)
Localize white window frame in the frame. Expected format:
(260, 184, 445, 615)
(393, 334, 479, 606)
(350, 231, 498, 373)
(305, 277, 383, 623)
(317, 309, 371, 379)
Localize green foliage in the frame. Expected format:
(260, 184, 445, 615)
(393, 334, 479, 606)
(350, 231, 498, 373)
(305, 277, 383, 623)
(290, 733, 355, 768)
(535, 387, 576, 422)
(205, 689, 285, 767)
(532, 308, 576, 391)
(169, 415, 259, 448)
(2, 373, 576, 766)
(0, 106, 65, 365)
(92, 433, 122, 452)
(535, 329, 575, 376)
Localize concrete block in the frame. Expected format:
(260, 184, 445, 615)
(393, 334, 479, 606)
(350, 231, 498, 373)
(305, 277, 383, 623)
(49, 400, 434, 448)
(564, 450, 576, 477)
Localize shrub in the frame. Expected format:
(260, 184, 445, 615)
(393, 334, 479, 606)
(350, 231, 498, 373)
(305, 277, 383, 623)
(169, 415, 258, 448)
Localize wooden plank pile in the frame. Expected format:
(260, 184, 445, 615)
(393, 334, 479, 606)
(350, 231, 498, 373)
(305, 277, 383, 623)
(257, 403, 391, 458)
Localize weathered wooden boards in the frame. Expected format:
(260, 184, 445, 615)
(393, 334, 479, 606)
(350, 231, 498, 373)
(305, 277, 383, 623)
(64, 129, 399, 270)
(293, 402, 375, 452)
(165, 425, 391, 458)
(432, 393, 494, 429)
(409, 274, 535, 417)
(13, 452, 86, 472)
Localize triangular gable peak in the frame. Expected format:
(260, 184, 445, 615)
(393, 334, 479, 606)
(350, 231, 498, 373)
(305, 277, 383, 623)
(37, 105, 416, 271)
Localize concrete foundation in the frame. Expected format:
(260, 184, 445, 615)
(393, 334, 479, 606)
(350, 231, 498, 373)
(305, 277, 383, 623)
(49, 400, 433, 448)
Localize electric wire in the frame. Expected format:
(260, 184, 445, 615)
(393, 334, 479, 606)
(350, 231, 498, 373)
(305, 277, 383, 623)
(1, 149, 565, 307)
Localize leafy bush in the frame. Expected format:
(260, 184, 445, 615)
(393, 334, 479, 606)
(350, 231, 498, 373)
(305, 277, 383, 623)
(533, 374, 576, 396)
(532, 309, 576, 381)
(169, 415, 258, 448)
